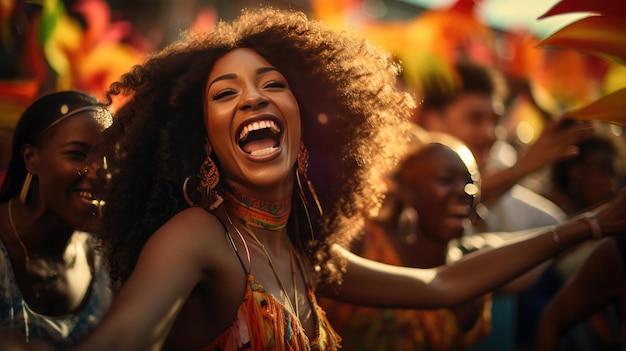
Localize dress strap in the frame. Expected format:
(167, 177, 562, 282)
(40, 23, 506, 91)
(216, 214, 250, 275)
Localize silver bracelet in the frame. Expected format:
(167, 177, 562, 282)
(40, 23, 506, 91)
(584, 212, 602, 239)
(550, 225, 560, 257)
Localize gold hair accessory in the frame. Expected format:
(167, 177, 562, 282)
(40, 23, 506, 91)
(40, 105, 113, 137)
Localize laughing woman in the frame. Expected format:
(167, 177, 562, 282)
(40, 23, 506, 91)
(0, 91, 112, 348)
(49, 8, 626, 351)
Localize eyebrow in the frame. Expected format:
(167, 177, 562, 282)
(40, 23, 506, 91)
(207, 67, 280, 90)
(61, 141, 92, 148)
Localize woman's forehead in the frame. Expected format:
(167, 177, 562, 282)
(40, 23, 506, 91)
(40, 112, 105, 145)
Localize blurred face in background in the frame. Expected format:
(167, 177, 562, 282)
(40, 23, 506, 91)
(397, 143, 475, 245)
(570, 148, 619, 209)
(421, 93, 498, 171)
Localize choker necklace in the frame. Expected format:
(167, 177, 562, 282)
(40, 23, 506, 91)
(225, 210, 300, 319)
(223, 188, 291, 230)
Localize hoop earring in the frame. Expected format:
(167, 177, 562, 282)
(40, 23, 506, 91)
(183, 155, 223, 211)
(19, 173, 33, 204)
(296, 142, 323, 243)
(397, 206, 418, 244)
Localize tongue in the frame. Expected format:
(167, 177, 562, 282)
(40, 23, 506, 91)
(243, 138, 277, 154)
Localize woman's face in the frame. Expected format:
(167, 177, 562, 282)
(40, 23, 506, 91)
(27, 112, 106, 230)
(399, 144, 474, 243)
(204, 48, 301, 197)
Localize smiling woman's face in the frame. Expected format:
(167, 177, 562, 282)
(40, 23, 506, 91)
(204, 48, 301, 198)
(28, 111, 106, 230)
(398, 144, 474, 243)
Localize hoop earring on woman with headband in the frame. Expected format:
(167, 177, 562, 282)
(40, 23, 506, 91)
(19, 173, 33, 204)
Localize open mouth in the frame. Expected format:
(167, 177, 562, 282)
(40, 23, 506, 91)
(78, 191, 105, 208)
(237, 119, 282, 156)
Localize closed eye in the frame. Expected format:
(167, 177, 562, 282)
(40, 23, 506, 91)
(212, 89, 237, 101)
(65, 150, 88, 162)
(263, 80, 286, 89)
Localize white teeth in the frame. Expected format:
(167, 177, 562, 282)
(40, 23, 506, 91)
(79, 191, 94, 199)
(90, 199, 106, 207)
(239, 120, 280, 141)
(250, 146, 278, 156)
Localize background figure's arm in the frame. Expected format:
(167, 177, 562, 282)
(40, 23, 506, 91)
(536, 237, 625, 351)
(481, 118, 593, 204)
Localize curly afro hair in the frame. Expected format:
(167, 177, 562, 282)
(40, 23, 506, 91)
(100, 8, 414, 290)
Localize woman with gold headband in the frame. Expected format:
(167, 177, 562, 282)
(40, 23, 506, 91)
(0, 91, 113, 348)
(48, 8, 626, 351)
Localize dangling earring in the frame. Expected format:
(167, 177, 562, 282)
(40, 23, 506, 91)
(19, 172, 33, 204)
(296, 142, 323, 243)
(183, 155, 223, 211)
(397, 206, 418, 244)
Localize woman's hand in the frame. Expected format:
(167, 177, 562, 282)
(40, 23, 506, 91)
(517, 118, 594, 175)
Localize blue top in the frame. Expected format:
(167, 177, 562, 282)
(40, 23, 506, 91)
(0, 232, 111, 348)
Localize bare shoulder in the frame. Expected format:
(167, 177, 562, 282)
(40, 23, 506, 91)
(165, 207, 224, 233)
(140, 207, 232, 272)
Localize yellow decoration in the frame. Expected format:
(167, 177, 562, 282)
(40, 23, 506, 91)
(565, 88, 626, 126)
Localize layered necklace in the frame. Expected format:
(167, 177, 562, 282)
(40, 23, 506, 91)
(7, 198, 78, 299)
(223, 188, 301, 318)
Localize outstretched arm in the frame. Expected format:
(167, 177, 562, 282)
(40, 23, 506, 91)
(320, 189, 626, 309)
(481, 118, 593, 204)
(535, 237, 625, 351)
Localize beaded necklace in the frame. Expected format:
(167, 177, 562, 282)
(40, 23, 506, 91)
(223, 188, 291, 230)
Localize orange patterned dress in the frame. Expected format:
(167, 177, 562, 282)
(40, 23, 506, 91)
(200, 274, 340, 351)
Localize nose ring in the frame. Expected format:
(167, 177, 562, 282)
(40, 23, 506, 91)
(78, 166, 89, 176)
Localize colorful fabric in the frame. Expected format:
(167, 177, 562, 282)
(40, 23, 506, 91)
(201, 274, 340, 351)
(0, 232, 112, 348)
(223, 188, 292, 230)
(322, 222, 491, 351)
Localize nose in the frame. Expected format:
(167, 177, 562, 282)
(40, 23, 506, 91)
(79, 154, 112, 183)
(239, 89, 269, 111)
